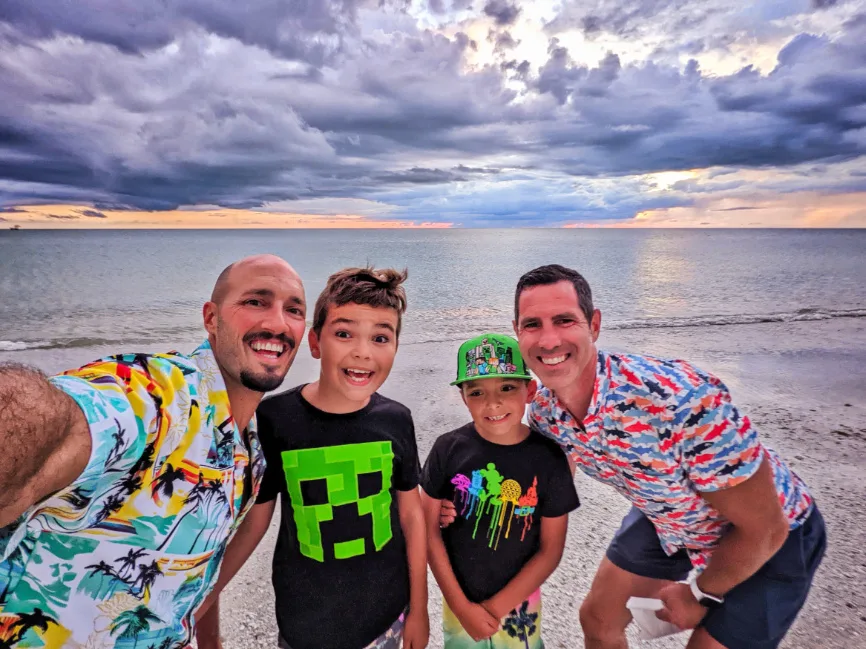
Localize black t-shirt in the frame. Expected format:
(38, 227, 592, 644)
(421, 423, 580, 603)
(256, 386, 421, 649)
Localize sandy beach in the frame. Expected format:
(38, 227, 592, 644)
(201, 318, 866, 649)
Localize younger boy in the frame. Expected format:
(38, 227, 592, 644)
(196, 267, 428, 649)
(421, 333, 579, 648)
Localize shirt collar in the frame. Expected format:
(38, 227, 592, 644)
(539, 350, 608, 418)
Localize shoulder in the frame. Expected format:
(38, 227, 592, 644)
(369, 392, 413, 421)
(605, 352, 726, 406)
(428, 423, 475, 461)
(525, 430, 569, 460)
(258, 385, 304, 416)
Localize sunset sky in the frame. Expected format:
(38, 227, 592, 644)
(2, 0, 865, 228)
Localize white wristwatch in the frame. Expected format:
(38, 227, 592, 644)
(687, 573, 725, 609)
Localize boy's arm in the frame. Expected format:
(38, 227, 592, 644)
(194, 500, 277, 648)
(397, 487, 429, 649)
(420, 490, 470, 612)
(481, 514, 569, 619)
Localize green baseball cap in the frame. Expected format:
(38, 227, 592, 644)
(451, 332, 532, 386)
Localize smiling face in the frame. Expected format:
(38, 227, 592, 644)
(204, 255, 306, 394)
(514, 280, 601, 397)
(460, 377, 537, 443)
(309, 302, 399, 411)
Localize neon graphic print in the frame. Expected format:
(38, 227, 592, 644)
(451, 464, 538, 550)
(281, 441, 394, 562)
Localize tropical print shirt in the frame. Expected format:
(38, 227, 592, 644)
(529, 350, 814, 570)
(0, 341, 264, 649)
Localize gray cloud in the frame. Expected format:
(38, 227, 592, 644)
(0, 0, 864, 224)
(80, 209, 107, 218)
(483, 0, 521, 26)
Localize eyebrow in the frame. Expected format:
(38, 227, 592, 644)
(519, 311, 582, 326)
(331, 317, 395, 332)
(241, 289, 305, 305)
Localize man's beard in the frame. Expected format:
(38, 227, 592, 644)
(239, 368, 285, 393)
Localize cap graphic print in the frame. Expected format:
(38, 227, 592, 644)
(451, 333, 532, 386)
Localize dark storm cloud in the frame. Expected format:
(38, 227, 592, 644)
(80, 209, 107, 218)
(0, 0, 387, 65)
(0, 0, 865, 223)
(483, 0, 521, 26)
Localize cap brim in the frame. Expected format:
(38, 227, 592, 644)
(450, 373, 533, 386)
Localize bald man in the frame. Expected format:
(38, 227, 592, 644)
(0, 255, 306, 649)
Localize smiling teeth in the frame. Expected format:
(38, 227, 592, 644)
(251, 341, 284, 353)
(487, 414, 508, 421)
(540, 355, 567, 365)
(346, 369, 372, 377)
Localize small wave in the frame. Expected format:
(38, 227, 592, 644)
(0, 337, 159, 352)
(606, 308, 866, 331)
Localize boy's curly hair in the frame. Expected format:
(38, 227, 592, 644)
(312, 266, 409, 337)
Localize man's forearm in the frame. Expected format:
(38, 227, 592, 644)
(0, 363, 90, 527)
(697, 522, 789, 596)
(195, 598, 222, 649)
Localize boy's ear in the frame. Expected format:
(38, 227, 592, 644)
(525, 379, 538, 404)
(458, 386, 468, 407)
(308, 328, 322, 360)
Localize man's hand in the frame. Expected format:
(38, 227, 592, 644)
(439, 499, 457, 528)
(656, 582, 707, 630)
(402, 608, 429, 649)
(455, 602, 500, 641)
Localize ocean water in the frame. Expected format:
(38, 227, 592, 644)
(1, 228, 865, 406)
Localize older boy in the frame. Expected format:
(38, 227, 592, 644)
(197, 267, 428, 649)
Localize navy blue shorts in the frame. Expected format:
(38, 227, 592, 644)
(606, 505, 827, 649)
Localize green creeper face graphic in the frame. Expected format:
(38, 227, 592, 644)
(281, 441, 394, 562)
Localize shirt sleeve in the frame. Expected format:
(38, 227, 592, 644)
(38, 365, 153, 529)
(537, 443, 580, 518)
(393, 411, 421, 491)
(2, 366, 149, 563)
(677, 381, 763, 493)
(420, 436, 450, 500)
(255, 407, 284, 504)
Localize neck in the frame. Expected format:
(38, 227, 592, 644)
(224, 383, 263, 433)
(303, 379, 370, 414)
(476, 422, 530, 446)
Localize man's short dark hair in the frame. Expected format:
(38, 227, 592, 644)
(514, 264, 594, 324)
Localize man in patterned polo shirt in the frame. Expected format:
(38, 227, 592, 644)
(0, 254, 306, 649)
(517, 264, 826, 649)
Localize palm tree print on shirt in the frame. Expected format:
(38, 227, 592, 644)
(110, 605, 161, 648)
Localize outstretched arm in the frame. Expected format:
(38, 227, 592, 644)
(0, 363, 91, 527)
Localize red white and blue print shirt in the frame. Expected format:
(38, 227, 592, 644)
(529, 350, 813, 570)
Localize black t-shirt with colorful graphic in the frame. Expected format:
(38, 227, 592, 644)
(256, 386, 420, 649)
(421, 423, 580, 603)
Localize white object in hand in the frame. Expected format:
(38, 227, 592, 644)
(626, 597, 685, 640)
